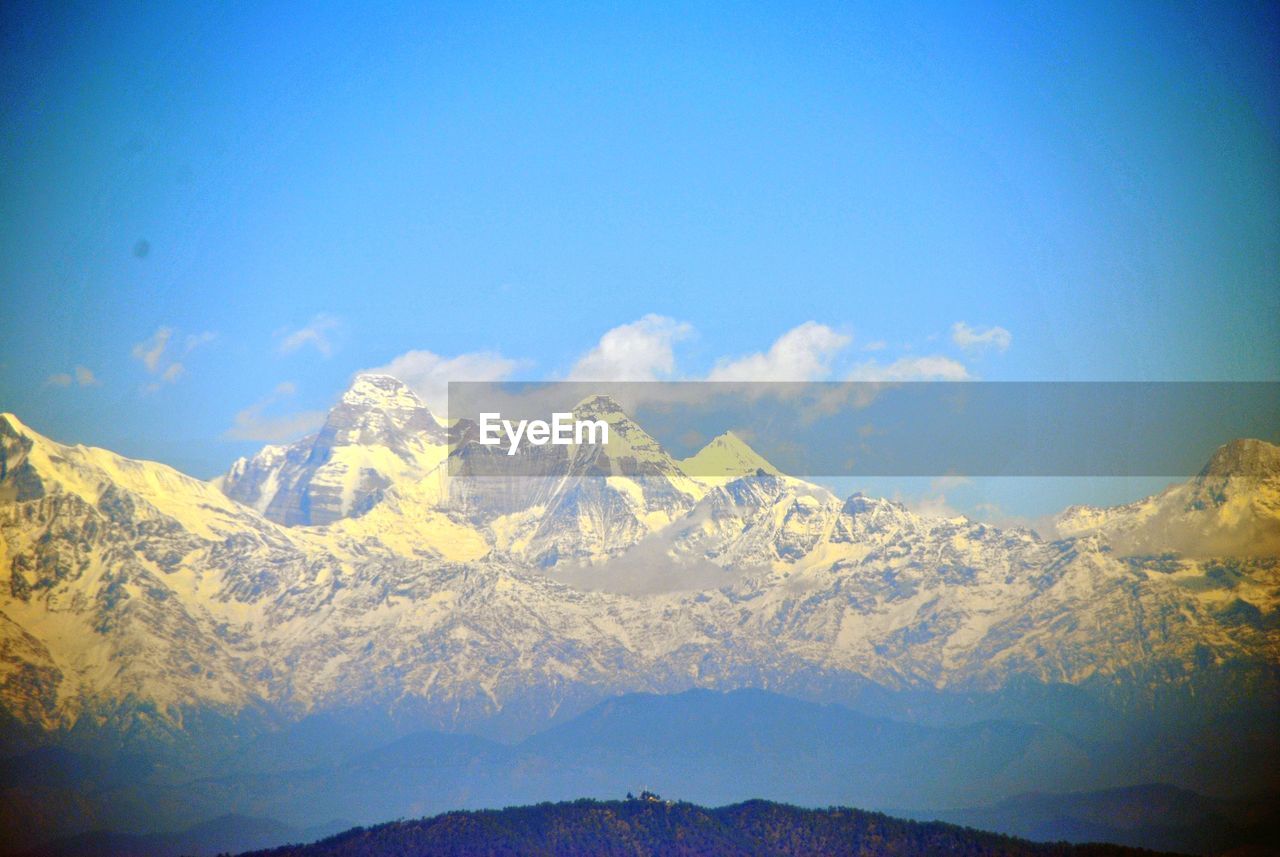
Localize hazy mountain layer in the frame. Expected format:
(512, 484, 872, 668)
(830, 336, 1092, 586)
(4, 689, 1272, 855)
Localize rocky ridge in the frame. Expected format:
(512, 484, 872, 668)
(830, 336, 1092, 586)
(0, 375, 1276, 745)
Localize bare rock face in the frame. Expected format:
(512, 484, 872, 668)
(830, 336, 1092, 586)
(1197, 438, 1280, 482)
(0, 415, 45, 503)
(218, 374, 448, 526)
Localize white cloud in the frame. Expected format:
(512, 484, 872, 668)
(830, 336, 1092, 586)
(131, 326, 214, 392)
(278, 314, 341, 357)
(908, 495, 964, 519)
(708, 322, 851, 382)
(951, 321, 1012, 354)
(132, 327, 173, 372)
(861, 340, 887, 352)
(904, 476, 972, 520)
(224, 381, 327, 442)
(847, 355, 972, 381)
(185, 331, 218, 352)
(568, 314, 692, 381)
(46, 366, 99, 388)
(363, 349, 523, 412)
(346, 319, 977, 425)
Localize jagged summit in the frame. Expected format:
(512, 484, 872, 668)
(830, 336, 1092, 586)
(341, 372, 423, 408)
(572, 393, 628, 419)
(218, 373, 448, 525)
(842, 492, 905, 515)
(321, 373, 442, 449)
(1197, 438, 1280, 480)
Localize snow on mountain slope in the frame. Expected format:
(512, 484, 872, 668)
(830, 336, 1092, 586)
(446, 395, 707, 566)
(1055, 439, 1280, 559)
(1056, 439, 1280, 547)
(0, 390, 1277, 744)
(0, 413, 287, 729)
(217, 375, 449, 525)
(2, 414, 260, 540)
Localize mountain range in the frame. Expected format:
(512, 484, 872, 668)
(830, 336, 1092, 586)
(1, 373, 1277, 852)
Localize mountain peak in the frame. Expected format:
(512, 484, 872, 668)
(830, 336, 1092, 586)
(217, 374, 447, 525)
(1198, 438, 1280, 480)
(681, 431, 779, 477)
(0, 412, 29, 437)
(1, 413, 59, 455)
(323, 374, 442, 441)
(342, 373, 425, 410)
(572, 393, 627, 419)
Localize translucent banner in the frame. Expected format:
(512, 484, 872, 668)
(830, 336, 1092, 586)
(445, 381, 1279, 477)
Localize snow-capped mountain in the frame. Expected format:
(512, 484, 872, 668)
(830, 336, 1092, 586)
(217, 374, 449, 525)
(445, 393, 708, 566)
(680, 430, 782, 479)
(0, 376, 1276, 750)
(1055, 438, 1280, 561)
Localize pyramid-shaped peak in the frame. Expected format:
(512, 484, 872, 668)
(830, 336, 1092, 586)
(564, 393, 683, 469)
(681, 430, 780, 477)
(706, 431, 759, 453)
(1198, 438, 1280, 480)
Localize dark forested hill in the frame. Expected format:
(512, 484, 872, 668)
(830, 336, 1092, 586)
(240, 798, 1177, 857)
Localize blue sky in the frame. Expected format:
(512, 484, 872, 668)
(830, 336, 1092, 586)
(1, 1, 1277, 513)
